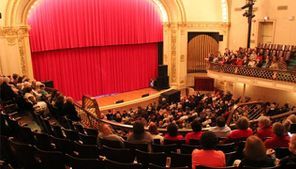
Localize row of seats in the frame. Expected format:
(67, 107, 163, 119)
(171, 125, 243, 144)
(257, 43, 296, 52)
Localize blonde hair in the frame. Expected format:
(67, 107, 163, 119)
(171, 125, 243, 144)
(258, 116, 271, 128)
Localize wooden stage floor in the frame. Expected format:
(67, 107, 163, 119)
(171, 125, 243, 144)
(78, 87, 175, 113)
(95, 88, 158, 107)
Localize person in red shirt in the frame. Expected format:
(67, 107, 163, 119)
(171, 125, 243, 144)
(192, 131, 226, 168)
(164, 123, 183, 141)
(185, 119, 203, 144)
(256, 116, 274, 140)
(227, 117, 253, 141)
(264, 122, 290, 149)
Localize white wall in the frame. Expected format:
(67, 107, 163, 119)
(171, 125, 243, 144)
(228, 0, 296, 49)
(216, 80, 296, 105)
(0, 0, 7, 26)
(182, 0, 223, 22)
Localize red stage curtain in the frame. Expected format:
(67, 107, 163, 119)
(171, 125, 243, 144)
(32, 44, 158, 100)
(28, 0, 163, 100)
(28, 0, 163, 52)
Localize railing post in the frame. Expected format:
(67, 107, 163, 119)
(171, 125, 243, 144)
(272, 71, 277, 80)
(86, 113, 94, 128)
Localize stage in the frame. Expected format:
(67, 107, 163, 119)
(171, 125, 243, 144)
(85, 87, 176, 113)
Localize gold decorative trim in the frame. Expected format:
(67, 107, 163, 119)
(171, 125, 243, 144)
(180, 55, 185, 62)
(170, 24, 177, 83)
(0, 26, 30, 75)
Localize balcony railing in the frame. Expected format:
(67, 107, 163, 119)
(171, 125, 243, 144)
(208, 63, 296, 83)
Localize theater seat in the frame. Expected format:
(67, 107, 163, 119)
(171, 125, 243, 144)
(104, 159, 142, 169)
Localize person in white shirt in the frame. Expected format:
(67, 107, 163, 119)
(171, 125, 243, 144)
(210, 116, 231, 138)
(148, 122, 164, 144)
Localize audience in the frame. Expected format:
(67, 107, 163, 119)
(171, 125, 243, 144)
(2, 73, 296, 169)
(99, 124, 125, 147)
(227, 117, 253, 140)
(127, 121, 153, 144)
(239, 135, 276, 168)
(210, 116, 231, 138)
(185, 119, 203, 144)
(280, 134, 296, 166)
(164, 123, 184, 141)
(148, 122, 164, 144)
(256, 116, 274, 140)
(192, 131, 226, 168)
(264, 122, 290, 149)
(208, 46, 295, 71)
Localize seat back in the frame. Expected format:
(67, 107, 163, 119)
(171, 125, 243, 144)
(78, 133, 97, 145)
(63, 128, 79, 141)
(33, 132, 53, 150)
(51, 136, 74, 154)
(241, 166, 281, 169)
(189, 139, 201, 146)
(152, 143, 177, 154)
(34, 147, 65, 169)
(104, 159, 143, 169)
(275, 147, 290, 159)
(73, 123, 85, 133)
(181, 144, 201, 154)
(124, 141, 149, 152)
(102, 145, 135, 163)
(17, 126, 36, 144)
(84, 128, 98, 136)
(51, 125, 65, 138)
(100, 138, 123, 148)
(73, 141, 100, 158)
(66, 154, 104, 169)
(8, 137, 39, 169)
(0, 135, 13, 162)
(170, 152, 191, 167)
(164, 139, 185, 147)
(196, 166, 237, 169)
(216, 142, 236, 153)
(149, 163, 190, 169)
(135, 149, 166, 169)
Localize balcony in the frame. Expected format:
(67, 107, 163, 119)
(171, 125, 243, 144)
(207, 63, 296, 92)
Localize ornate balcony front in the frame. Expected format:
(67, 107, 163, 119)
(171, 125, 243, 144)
(207, 63, 296, 92)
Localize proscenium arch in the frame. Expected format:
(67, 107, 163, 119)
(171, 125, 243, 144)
(5, 0, 187, 26)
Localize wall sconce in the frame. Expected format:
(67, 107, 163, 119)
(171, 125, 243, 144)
(288, 16, 295, 21)
(263, 16, 269, 21)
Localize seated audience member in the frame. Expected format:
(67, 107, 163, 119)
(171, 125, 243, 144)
(0, 76, 18, 102)
(192, 131, 226, 168)
(227, 117, 253, 140)
(164, 123, 184, 141)
(239, 135, 275, 168)
(210, 116, 231, 138)
(283, 115, 296, 133)
(127, 121, 153, 144)
(24, 92, 49, 116)
(99, 124, 124, 147)
(185, 119, 203, 144)
(35, 81, 49, 97)
(264, 122, 290, 149)
(148, 122, 164, 144)
(63, 97, 81, 121)
(280, 134, 296, 166)
(256, 116, 274, 140)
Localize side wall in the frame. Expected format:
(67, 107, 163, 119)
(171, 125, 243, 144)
(215, 80, 296, 105)
(228, 0, 296, 49)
